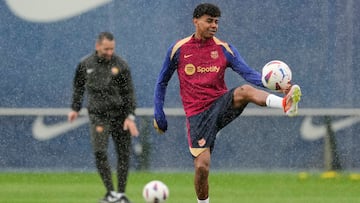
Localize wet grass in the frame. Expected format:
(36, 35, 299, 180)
(0, 171, 359, 203)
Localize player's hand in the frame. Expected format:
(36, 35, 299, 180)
(153, 119, 167, 134)
(153, 109, 168, 134)
(123, 119, 139, 137)
(68, 111, 79, 122)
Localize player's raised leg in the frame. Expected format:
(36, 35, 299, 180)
(232, 84, 302, 116)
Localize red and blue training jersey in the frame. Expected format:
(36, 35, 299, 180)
(154, 35, 264, 118)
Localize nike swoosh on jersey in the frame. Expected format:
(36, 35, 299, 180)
(5, 0, 112, 23)
(300, 116, 360, 141)
(184, 54, 193, 58)
(32, 116, 89, 141)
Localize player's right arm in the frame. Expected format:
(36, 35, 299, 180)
(68, 62, 86, 122)
(153, 44, 178, 133)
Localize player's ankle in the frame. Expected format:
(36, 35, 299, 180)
(198, 197, 209, 203)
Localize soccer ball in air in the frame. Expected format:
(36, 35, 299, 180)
(142, 180, 169, 203)
(261, 60, 292, 91)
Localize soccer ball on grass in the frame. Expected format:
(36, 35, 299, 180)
(261, 60, 292, 91)
(142, 180, 169, 203)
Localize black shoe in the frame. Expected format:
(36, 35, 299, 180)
(118, 195, 132, 203)
(99, 191, 121, 203)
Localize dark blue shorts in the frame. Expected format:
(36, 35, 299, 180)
(187, 88, 246, 157)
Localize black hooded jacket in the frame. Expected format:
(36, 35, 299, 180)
(70, 52, 136, 118)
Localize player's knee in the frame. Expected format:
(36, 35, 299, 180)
(195, 164, 209, 177)
(194, 159, 210, 175)
(233, 84, 253, 103)
(236, 84, 253, 94)
(94, 151, 107, 161)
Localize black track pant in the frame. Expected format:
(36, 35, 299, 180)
(89, 114, 131, 193)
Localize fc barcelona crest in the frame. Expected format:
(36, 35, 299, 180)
(111, 66, 120, 75)
(210, 51, 219, 59)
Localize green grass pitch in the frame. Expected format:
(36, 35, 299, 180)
(1, 171, 359, 203)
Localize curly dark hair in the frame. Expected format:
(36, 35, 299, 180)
(193, 3, 221, 19)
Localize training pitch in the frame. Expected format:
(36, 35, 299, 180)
(0, 171, 359, 203)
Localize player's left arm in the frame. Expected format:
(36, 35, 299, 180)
(119, 60, 136, 117)
(115, 58, 138, 136)
(223, 44, 265, 88)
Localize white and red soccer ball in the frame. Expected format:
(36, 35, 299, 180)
(142, 180, 169, 203)
(261, 60, 292, 91)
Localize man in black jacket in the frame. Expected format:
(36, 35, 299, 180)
(68, 32, 138, 203)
